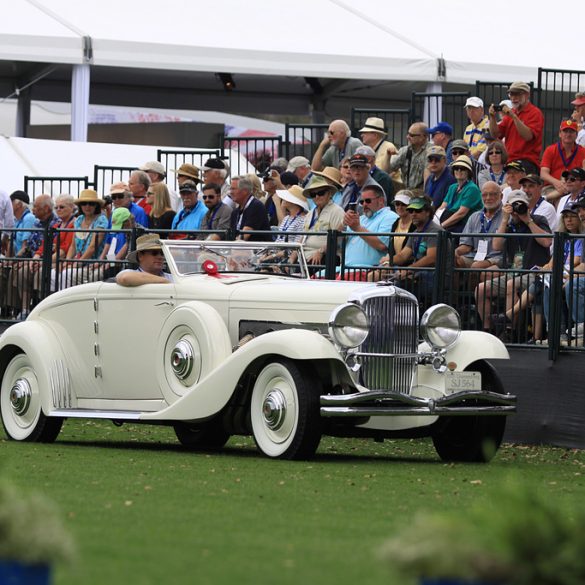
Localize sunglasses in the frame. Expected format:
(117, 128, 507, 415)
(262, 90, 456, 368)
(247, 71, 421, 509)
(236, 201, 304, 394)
(359, 197, 377, 204)
(80, 201, 98, 206)
(488, 150, 502, 155)
(566, 177, 579, 182)
(407, 208, 425, 214)
(341, 165, 350, 169)
(202, 195, 217, 200)
(451, 149, 466, 155)
(427, 156, 443, 163)
(143, 250, 164, 257)
(309, 189, 330, 198)
(111, 193, 125, 200)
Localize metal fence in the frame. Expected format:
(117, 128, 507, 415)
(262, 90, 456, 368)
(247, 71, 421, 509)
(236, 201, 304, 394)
(350, 108, 411, 146)
(221, 135, 283, 176)
(92, 165, 137, 196)
(156, 149, 222, 190)
(1, 225, 582, 360)
(284, 123, 328, 161)
(411, 92, 470, 137)
(23, 176, 89, 200)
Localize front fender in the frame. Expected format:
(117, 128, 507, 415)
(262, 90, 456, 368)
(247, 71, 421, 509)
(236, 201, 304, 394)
(142, 328, 346, 421)
(0, 321, 66, 415)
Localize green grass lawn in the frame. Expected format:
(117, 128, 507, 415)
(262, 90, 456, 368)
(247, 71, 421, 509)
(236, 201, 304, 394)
(2, 420, 585, 585)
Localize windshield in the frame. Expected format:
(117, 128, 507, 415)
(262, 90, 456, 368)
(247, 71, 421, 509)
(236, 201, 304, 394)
(163, 240, 310, 279)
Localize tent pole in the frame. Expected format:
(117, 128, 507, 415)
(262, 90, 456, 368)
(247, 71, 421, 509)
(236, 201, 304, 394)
(71, 64, 90, 142)
(15, 88, 31, 138)
(424, 81, 442, 128)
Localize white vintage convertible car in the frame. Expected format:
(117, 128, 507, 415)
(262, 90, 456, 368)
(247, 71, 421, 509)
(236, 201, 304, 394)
(0, 240, 515, 461)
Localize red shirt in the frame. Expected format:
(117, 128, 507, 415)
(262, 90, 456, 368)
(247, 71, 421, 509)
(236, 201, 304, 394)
(497, 102, 544, 166)
(540, 142, 585, 181)
(136, 197, 152, 216)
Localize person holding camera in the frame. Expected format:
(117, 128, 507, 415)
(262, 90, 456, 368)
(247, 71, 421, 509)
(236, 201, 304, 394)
(475, 190, 551, 333)
(488, 82, 544, 175)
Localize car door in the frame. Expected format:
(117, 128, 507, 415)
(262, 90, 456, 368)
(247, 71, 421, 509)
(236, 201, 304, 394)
(93, 281, 177, 401)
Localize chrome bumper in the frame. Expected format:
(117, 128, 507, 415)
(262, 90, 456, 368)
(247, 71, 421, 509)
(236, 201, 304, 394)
(320, 390, 517, 417)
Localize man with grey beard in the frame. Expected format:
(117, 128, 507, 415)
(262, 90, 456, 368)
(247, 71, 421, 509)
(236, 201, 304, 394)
(455, 181, 504, 269)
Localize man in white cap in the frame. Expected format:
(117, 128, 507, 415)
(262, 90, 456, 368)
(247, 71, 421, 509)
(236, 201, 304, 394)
(488, 82, 544, 175)
(286, 156, 313, 188)
(116, 234, 173, 286)
(358, 117, 400, 180)
(463, 97, 489, 159)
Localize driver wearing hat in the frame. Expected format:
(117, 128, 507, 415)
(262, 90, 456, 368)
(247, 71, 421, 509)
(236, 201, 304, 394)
(116, 234, 173, 286)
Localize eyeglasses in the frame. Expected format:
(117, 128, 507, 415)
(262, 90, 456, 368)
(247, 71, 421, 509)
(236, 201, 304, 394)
(566, 177, 579, 182)
(359, 197, 378, 204)
(55, 205, 69, 210)
(427, 156, 442, 163)
(327, 130, 336, 135)
(451, 149, 466, 155)
(111, 193, 125, 200)
(341, 165, 350, 169)
(309, 189, 330, 198)
(202, 195, 217, 200)
(143, 250, 164, 257)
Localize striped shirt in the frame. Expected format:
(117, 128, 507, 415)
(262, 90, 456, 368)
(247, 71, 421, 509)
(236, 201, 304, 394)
(464, 116, 490, 158)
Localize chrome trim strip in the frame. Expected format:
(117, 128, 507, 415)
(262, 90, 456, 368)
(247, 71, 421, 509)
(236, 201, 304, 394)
(49, 409, 142, 419)
(320, 405, 517, 417)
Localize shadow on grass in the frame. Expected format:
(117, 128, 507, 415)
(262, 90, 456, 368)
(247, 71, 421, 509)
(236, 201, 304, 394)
(52, 436, 441, 464)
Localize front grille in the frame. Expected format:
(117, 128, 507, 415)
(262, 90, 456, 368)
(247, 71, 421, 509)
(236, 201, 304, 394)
(358, 293, 419, 393)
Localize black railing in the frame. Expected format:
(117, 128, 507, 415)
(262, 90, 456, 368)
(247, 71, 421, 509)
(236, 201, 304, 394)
(92, 165, 136, 196)
(284, 123, 328, 161)
(411, 92, 471, 138)
(23, 176, 89, 200)
(156, 149, 222, 190)
(221, 135, 283, 176)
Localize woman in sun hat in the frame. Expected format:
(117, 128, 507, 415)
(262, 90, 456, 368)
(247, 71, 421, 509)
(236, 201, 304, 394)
(437, 156, 482, 233)
(58, 189, 108, 288)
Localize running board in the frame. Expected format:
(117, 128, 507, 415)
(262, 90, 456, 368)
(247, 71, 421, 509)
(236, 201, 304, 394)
(49, 409, 142, 420)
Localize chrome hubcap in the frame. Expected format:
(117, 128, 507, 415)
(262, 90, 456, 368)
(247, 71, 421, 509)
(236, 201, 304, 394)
(10, 378, 32, 416)
(262, 390, 287, 431)
(171, 339, 195, 380)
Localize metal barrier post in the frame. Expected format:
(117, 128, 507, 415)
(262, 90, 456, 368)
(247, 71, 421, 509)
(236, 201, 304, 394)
(39, 224, 54, 299)
(324, 230, 339, 280)
(547, 232, 565, 361)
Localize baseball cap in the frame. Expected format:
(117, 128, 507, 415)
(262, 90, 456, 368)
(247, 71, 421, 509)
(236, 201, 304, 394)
(504, 161, 526, 173)
(427, 145, 446, 158)
(560, 119, 578, 132)
(349, 154, 369, 167)
(429, 122, 453, 136)
(111, 207, 132, 230)
(519, 174, 544, 186)
(507, 190, 530, 205)
(406, 196, 432, 211)
(508, 81, 531, 94)
(286, 156, 310, 172)
(464, 97, 484, 108)
(562, 168, 585, 181)
(451, 139, 469, 151)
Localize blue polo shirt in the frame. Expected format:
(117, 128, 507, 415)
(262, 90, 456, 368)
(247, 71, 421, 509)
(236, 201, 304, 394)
(344, 207, 398, 267)
(171, 200, 207, 232)
(13, 209, 37, 255)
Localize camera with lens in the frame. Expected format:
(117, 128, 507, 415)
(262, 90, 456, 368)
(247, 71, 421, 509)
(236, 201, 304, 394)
(493, 104, 504, 112)
(511, 201, 528, 215)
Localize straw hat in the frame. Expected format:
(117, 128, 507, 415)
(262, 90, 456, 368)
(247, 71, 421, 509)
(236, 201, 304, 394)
(450, 155, 473, 173)
(75, 189, 105, 208)
(276, 185, 309, 212)
(172, 163, 200, 182)
(358, 117, 387, 135)
(302, 176, 337, 198)
(312, 166, 343, 189)
(127, 234, 163, 264)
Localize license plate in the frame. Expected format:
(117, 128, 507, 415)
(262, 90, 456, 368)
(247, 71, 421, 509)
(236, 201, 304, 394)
(444, 371, 482, 393)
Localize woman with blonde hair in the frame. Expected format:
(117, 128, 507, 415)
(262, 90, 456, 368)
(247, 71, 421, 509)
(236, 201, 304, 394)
(148, 182, 176, 234)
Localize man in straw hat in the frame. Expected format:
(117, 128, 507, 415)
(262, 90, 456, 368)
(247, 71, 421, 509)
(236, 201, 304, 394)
(116, 234, 172, 286)
(358, 117, 399, 180)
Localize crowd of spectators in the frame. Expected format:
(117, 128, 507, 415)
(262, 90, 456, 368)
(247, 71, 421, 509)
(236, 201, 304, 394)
(2, 81, 585, 345)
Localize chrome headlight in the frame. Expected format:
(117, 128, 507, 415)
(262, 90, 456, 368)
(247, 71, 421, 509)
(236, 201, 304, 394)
(420, 304, 461, 349)
(328, 303, 369, 348)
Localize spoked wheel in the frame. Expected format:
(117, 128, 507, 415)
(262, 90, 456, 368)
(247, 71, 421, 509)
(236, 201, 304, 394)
(250, 358, 321, 460)
(432, 360, 506, 463)
(173, 420, 230, 451)
(0, 353, 62, 442)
